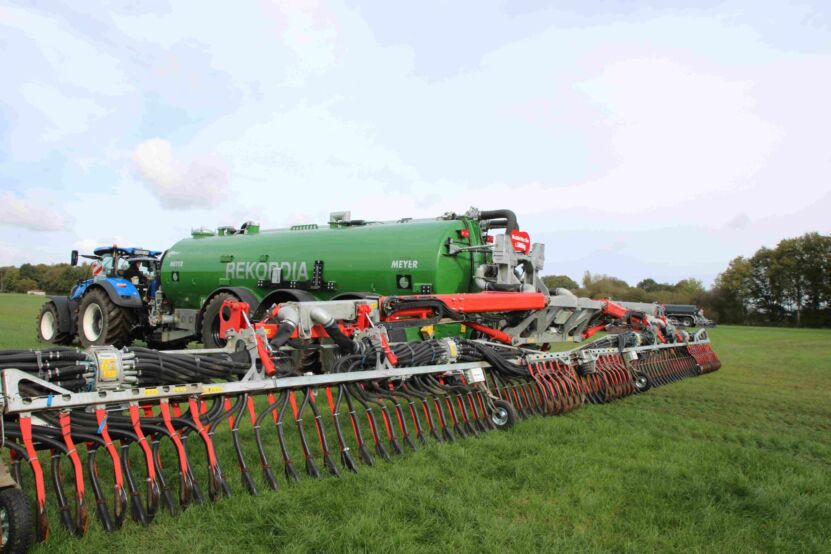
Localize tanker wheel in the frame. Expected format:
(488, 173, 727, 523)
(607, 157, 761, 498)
(490, 399, 518, 431)
(76, 289, 133, 348)
(36, 302, 73, 345)
(201, 292, 238, 348)
(0, 487, 34, 554)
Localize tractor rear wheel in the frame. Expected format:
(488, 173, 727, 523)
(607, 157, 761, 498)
(200, 292, 239, 348)
(76, 289, 134, 347)
(36, 302, 73, 345)
(0, 487, 33, 554)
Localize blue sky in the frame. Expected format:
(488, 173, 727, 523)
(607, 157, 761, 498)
(1, 1, 829, 286)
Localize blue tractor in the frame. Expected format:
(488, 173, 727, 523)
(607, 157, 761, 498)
(36, 246, 169, 348)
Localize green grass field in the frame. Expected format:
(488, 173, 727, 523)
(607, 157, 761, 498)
(1, 293, 829, 553)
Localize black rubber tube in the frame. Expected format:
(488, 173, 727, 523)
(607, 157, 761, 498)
(479, 209, 519, 233)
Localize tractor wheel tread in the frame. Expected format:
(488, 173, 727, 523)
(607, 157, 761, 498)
(76, 289, 134, 348)
(35, 302, 73, 345)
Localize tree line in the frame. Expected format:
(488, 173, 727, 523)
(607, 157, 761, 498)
(0, 263, 90, 295)
(543, 273, 712, 310)
(2, 231, 829, 327)
(710, 232, 830, 326)
(544, 232, 830, 328)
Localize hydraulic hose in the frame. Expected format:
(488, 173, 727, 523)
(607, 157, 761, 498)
(479, 209, 519, 233)
(270, 305, 299, 349)
(306, 306, 357, 354)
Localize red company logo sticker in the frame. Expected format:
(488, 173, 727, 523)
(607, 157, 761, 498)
(510, 230, 531, 254)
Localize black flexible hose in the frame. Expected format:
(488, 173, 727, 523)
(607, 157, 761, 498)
(479, 209, 519, 233)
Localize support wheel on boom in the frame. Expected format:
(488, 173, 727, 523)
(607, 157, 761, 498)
(489, 399, 518, 431)
(633, 372, 651, 393)
(0, 487, 34, 554)
(76, 289, 134, 347)
(36, 302, 73, 345)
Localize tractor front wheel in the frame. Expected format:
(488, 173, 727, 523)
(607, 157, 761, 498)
(76, 289, 134, 347)
(36, 302, 73, 345)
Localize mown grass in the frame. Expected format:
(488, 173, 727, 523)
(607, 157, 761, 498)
(0, 293, 46, 349)
(1, 293, 829, 552)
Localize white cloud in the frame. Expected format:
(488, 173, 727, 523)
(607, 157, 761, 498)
(132, 138, 229, 209)
(0, 191, 70, 232)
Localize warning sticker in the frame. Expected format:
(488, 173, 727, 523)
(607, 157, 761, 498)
(98, 354, 118, 380)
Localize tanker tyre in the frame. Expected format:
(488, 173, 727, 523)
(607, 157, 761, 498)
(76, 289, 134, 348)
(200, 292, 239, 348)
(36, 302, 73, 345)
(0, 487, 34, 554)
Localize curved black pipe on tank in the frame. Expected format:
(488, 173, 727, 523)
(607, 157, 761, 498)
(478, 210, 518, 233)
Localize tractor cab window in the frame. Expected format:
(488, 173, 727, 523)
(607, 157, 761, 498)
(122, 259, 155, 288)
(96, 255, 130, 278)
(99, 255, 114, 277)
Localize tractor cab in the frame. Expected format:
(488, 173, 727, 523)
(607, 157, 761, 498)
(73, 246, 162, 296)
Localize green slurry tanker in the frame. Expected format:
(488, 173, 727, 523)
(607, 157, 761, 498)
(38, 208, 547, 348)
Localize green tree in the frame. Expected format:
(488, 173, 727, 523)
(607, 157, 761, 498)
(747, 248, 785, 322)
(542, 275, 579, 291)
(13, 278, 38, 293)
(674, 278, 705, 295)
(580, 272, 632, 300)
(0, 267, 19, 292)
(711, 256, 751, 324)
(772, 237, 805, 325)
(636, 278, 660, 292)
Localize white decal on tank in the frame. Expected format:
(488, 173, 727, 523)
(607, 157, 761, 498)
(391, 260, 419, 269)
(221, 261, 310, 281)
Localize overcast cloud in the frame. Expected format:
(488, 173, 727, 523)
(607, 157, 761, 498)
(0, 1, 829, 285)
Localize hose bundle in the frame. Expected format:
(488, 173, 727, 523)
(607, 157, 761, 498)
(0, 347, 90, 393)
(127, 347, 250, 385)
